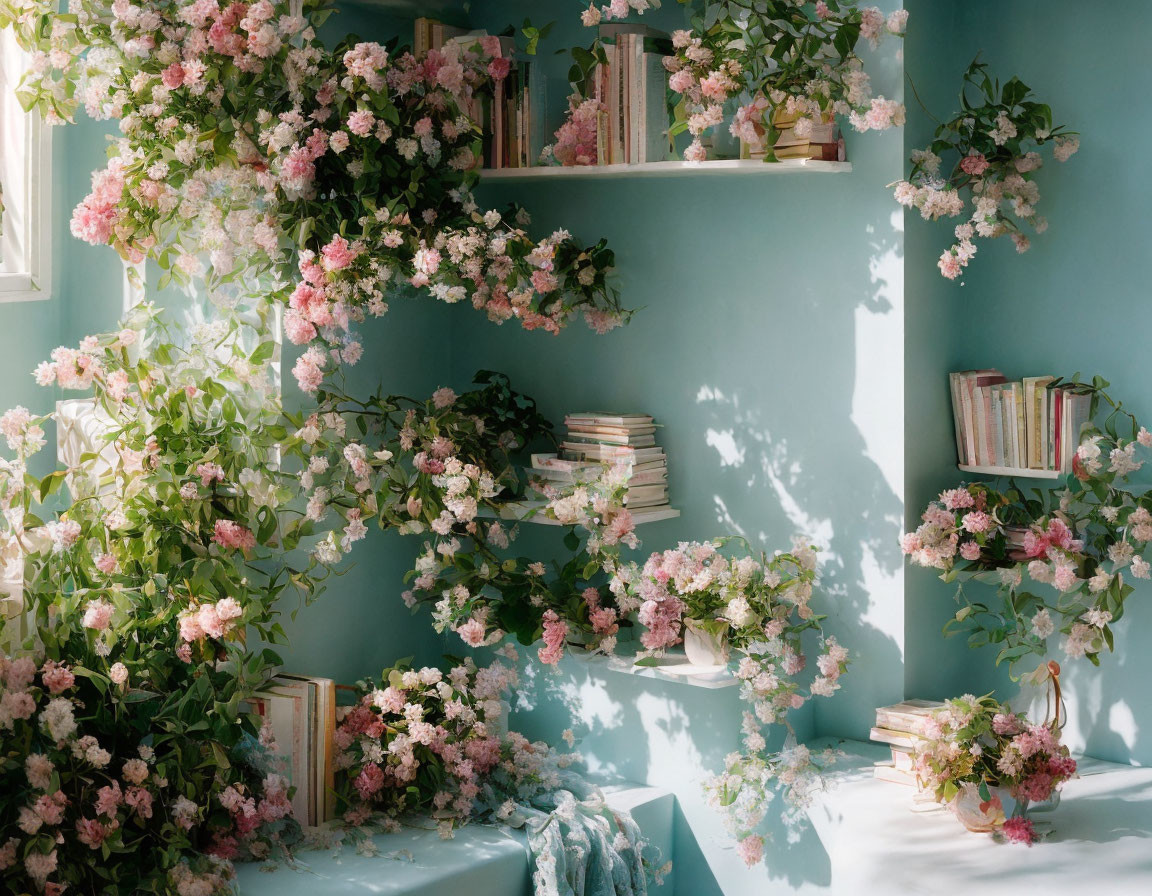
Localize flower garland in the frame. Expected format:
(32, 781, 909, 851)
(903, 380, 1150, 674)
(894, 59, 1078, 279)
(913, 694, 1077, 845)
(566, 0, 906, 162)
(0, 309, 325, 894)
(1, 0, 628, 373)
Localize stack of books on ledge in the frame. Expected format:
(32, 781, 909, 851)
(527, 412, 669, 510)
(249, 674, 336, 826)
(593, 24, 673, 165)
(870, 699, 942, 789)
(949, 369, 1092, 472)
(416, 18, 534, 169)
(742, 110, 845, 162)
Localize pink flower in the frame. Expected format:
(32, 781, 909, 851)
(488, 57, 511, 80)
(432, 387, 456, 408)
(321, 234, 357, 271)
(736, 833, 764, 866)
(347, 109, 375, 137)
(82, 600, 114, 631)
(212, 520, 256, 552)
(40, 661, 75, 695)
(959, 152, 990, 176)
(354, 762, 386, 800)
(161, 62, 186, 89)
(538, 610, 568, 665)
(961, 511, 991, 534)
(455, 619, 486, 647)
(960, 541, 981, 561)
(1001, 815, 1036, 845)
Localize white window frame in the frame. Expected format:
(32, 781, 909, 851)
(0, 29, 52, 303)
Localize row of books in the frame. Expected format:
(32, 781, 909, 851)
(870, 698, 942, 789)
(592, 24, 672, 165)
(417, 18, 535, 169)
(249, 674, 337, 826)
(528, 412, 670, 510)
(741, 111, 846, 162)
(949, 369, 1092, 472)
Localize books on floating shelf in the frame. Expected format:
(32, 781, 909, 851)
(524, 412, 672, 512)
(870, 699, 943, 790)
(594, 25, 673, 166)
(949, 370, 1092, 477)
(416, 20, 536, 169)
(741, 110, 846, 163)
(249, 674, 337, 827)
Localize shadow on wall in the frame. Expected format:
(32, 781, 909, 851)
(508, 652, 833, 895)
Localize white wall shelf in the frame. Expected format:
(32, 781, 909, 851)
(958, 464, 1063, 480)
(482, 502, 680, 526)
(480, 159, 852, 181)
(572, 649, 739, 689)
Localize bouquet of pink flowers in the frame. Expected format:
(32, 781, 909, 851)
(913, 694, 1077, 845)
(333, 655, 670, 888)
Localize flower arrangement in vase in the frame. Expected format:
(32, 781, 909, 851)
(895, 59, 1078, 279)
(610, 537, 851, 864)
(912, 693, 1077, 845)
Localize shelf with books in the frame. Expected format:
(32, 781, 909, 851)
(479, 158, 853, 180)
(572, 649, 739, 689)
(949, 370, 1090, 479)
(957, 463, 1063, 480)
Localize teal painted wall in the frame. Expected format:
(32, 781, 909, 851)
(903, 0, 1152, 766)
(442, 2, 907, 890)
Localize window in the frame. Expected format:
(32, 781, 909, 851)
(0, 29, 51, 302)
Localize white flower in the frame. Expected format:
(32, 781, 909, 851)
(1030, 608, 1055, 639)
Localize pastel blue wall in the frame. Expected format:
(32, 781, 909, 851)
(11, 0, 1152, 890)
(902, 0, 1152, 766)
(443, 2, 907, 890)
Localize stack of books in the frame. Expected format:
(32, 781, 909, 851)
(592, 24, 672, 165)
(416, 19, 535, 170)
(527, 413, 670, 510)
(949, 370, 1092, 472)
(870, 699, 942, 788)
(414, 16, 469, 54)
(250, 674, 337, 826)
(742, 110, 844, 162)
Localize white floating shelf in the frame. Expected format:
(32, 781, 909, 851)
(572, 650, 739, 689)
(482, 502, 680, 526)
(958, 464, 1063, 480)
(479, 159, 852, 181)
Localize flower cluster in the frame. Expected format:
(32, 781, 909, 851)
(3, 0, 627, 366)
(702, 741, 840, 867)
(0, 308, 332, 893)
(902, 380, 1152, 672)
(571, 0, 906, 162)
(611, 538, 848, 865)
(893, 60, 1078, 279)
(335, 655, 667, 886)
(912, 694, 1077, 843)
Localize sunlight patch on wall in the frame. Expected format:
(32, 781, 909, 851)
(858, 543, 904, 657)
(852, 217, 905, 504)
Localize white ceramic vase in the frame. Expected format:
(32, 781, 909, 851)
(683, 619, 730, 667)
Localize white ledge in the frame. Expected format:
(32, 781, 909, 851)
(481, 502, 680, 527)
(479, 159, 852, 181)
(571, 649, 739, 689)
(958, 464, 1063, 480)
